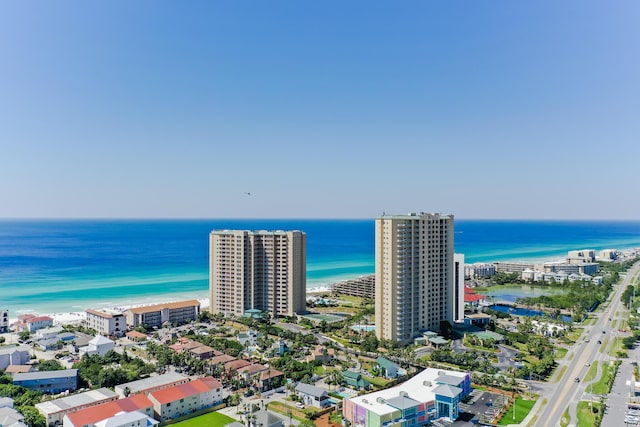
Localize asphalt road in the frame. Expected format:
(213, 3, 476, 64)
(534, 261, 640, 426)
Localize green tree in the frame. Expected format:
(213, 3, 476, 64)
(18, 406, 46, 427)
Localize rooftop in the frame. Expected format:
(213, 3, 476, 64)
(347, 368, 467, 416)
(86, 308, 125, 318)
(66, 394, 153, 427)
(127, 300, 200, 315)
(35, 388, 118, 414)
(13, 369, 78, 381)
(115, 372, 189, 394)
(149, 377, 222, 405)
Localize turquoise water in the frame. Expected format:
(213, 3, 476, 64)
(1, 219, 639, 317)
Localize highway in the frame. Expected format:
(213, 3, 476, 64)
(534, 261, 640, 426)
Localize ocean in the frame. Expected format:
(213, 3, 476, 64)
(1, 219, 640, 317)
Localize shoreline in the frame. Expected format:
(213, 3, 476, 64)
(7, 245, 639, 325)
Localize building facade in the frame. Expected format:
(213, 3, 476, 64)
(343, 368, 471, 427)
(85, 309, 126, 337)
(125, 300, 200, 329)
(35, 387, 119, 427)
(0, 310, 8, 333)
(13, 369, 78, 394)
(147, 377, 224, 421)
(0, 345, 30, 371)
(209, 230, 306, 317)
(375, 213, 454, 344)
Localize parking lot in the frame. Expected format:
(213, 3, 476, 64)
(453, 390, 513, 426)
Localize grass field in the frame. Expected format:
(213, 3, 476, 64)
(583, 362, 598, 382)
(171, 412, 235, 427)
(555, 347, 568, 360)
(591, 362, 613, 394)
(496, 397, 536, 426)
(576, 401, 602, 427)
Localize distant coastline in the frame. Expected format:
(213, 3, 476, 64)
(1, 219, 639, 320)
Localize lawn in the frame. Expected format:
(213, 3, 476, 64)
(171, 412, 235, 427)
(576, 401, 602, 427)
(555, 347, 568, 360)
(496, 397, 536, 426)
(599, 337, 609, 353)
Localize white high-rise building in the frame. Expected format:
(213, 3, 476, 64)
(454, 253, 465, 322)
(209, 230, 306, 317)
(375, 213, 454, 344)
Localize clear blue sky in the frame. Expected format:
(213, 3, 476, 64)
(1, 1, 638, 219)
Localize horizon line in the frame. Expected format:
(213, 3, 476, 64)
(1, 216, 640, 222)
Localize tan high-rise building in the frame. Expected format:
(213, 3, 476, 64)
(209, 230, 306, 317)
(375, 213, 454, 344)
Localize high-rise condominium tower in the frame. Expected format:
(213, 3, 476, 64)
(375, 213, 454, 344)
(209, 230, 306, 317)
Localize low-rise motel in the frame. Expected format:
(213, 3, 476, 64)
(343, 368, 471, 427)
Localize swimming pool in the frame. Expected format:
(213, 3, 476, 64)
(351, 325, 375, 332)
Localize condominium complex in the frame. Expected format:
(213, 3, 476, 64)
(375, 213, 454, 344)
(85, 309, 126, 337)
(209, 230, 306, 317)
(125, 300, 200, 329)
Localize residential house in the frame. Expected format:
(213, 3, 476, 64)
(0, 397, 14, 409)
(125, 331, 148, 342)
(0, 403, 26, 427)
(295, 383, 330, 408)
(237, 329, 262, 347)
(79, 335, 115, 357)
(13, 369, 79, 394)
(26, 316, 54, 333)
(63, 394, 155, 427)
(375, 357, 404, 379)
(35, 387, 119, 427)
(147, 377, 224, 421)
(3, 365, 33, 375)
(251, 410, 285, 427)
(0, 346, 30, 371)
(257, 369, 285, 393)
(342, 371, 370, 390)
(305, 347, 334, 364)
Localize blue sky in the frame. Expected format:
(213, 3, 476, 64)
(1, 1, 638, 219)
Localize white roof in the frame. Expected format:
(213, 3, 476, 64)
(115, 372, 189, 394)
(89, 335, 115, 346)
(35, 388, 117, 414)
(347, 368, 467, 416)
(95, 411, 158, 427)
(0, 346, 30, 356)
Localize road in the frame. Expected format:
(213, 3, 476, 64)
(534, 261, 640, 426)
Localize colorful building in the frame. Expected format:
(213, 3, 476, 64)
(343, 368, 471, 426)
